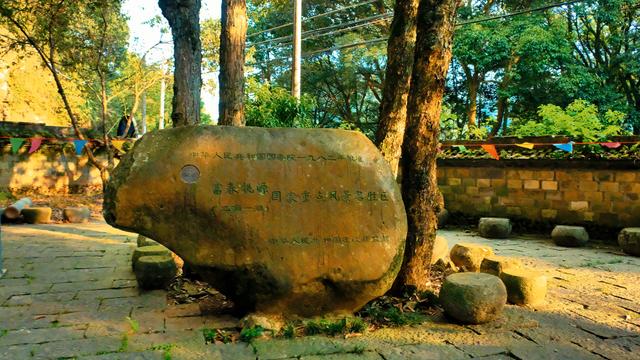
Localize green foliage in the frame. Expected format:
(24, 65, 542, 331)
(282, 323, 296, 339)
(239, 326, 264, 342)
(125, 317, 139, 333)
(148, 343, 175, 360)
(348, 317, 366, 333)
(362, 305, 426, 327)
(510, 100, 628, 141)
(245, 79, 316, 128)
(303, 318, 366, 336)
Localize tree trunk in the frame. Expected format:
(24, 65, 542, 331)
(466, 69, 479, 127)
(375, 0, 419, 179)
(490, 55, 519, 137)
(394, 0, 460, 293)
(219, 0, 247, 126)
(159, 0, 202, 127)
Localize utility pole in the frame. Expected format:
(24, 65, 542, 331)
(141, 91, 147, 135)
(159, 69, 166, 130)
(291, 0, 302, 99)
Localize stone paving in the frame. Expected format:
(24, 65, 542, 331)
(0, 222, 638, 359)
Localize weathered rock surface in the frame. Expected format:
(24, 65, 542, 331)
(552, 225, 589, 247)
(439, 272, 507, 324)
(431, 236, 449, 265)
(63, 207, 91, 223)
(22, 207, 52, 224)
(478, 217, 512, 239)
(134, 255, 177, 290)
(618, 228, 640, 257)
(450, 243, 494, 272)
(104, 125, 407, 316)
(480, 255, 522, 276)
(500, 269, 547, 306)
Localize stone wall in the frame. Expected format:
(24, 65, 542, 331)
(437, 160, 640, 229)
(0, 143, 102, 194)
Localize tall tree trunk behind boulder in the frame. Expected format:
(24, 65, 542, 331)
(376, 0, 419, 179)
(159, 0, 202, 127)
(394, 0, 460, 293)
(219, 0, 247, 126)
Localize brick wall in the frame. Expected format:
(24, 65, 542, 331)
(0, 144, 103, 194)
(437, 162, 640, 229)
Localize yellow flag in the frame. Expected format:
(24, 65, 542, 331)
(111, 140, 126, 152)
(516, 142, 535, 149)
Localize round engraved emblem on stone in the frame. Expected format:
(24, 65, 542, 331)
(180, 165, 200, 184)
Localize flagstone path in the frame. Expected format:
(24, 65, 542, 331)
(0, 222, 638, 359)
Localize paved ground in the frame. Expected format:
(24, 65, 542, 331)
(0, 222, 638, 359)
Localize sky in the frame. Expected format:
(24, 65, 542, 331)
(123, 0, 222, 121)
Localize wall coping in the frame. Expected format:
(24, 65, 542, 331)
(437, 158, 640, 170)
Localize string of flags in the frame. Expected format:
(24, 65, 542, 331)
(2, 136, 130, 156)
(445, 140, 637, 161)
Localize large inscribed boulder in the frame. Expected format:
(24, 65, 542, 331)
(104, 126, 407, 317)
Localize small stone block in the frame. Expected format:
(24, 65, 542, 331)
(21, 207, 52, 224)
(62, 207, 91, 223)
(480, 256, 522, 276)
(478, 217, 512, 239)
(500, 268, 547, 306)
(439, 272, 507, 324)
(450, 243, 494, 272)
(134, 255, 177, 290)
(131, 245, 171, 269)
(618, 228, 640, 257)
(137, 235, 160, 247)
(431, 235, 449, 265)
(551, 225, 589, 247)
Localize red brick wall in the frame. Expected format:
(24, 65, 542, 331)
(438, 165, 640, 228)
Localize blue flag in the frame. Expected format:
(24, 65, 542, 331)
(73, 140, 88, 155)
(553, 142, 573, 153)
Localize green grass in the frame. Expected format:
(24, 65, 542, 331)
(0, 329, 8, 337)
(580, 259, 624, 268)
(202, 328, 217, 344)
(125, 317, 139, 333)
(239, 326, 264, 342)
(282, 323, 296, 339)
(364, 306, 427, 326)
(348, 317, 366, 333)
(148, 343, 175, 360)
(118, 334, 129, 352)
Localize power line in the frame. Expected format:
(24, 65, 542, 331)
(248, 0, 586, 63)
(250, 12, 391, 47)
(247, 0, 380, 38)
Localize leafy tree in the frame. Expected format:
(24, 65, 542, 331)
(245, 79, 315, 128)
(0, 0, 129, 180)
(509, 99, 628, 141)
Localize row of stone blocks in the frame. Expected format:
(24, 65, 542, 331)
(477, 217, 640, 256)
(131, 235, 181, 290)
(440, 243, 547, 324)
(1, 206, 91, 224)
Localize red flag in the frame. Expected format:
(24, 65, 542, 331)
(601, 142, 621, 149)
(481, 144, 500, 160)
(29, 138, 43, 154)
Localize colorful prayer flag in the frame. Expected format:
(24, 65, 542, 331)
(28, 138, 43, 154)
(516, 142, 535, 149)
(553, 142, 573, 153)
(601, 142, 621, 149)
(481, 144, 500, 160)
(10, 138, 25, 154)
(111, 140, 125, 152)
(73, 140, 88, 155)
